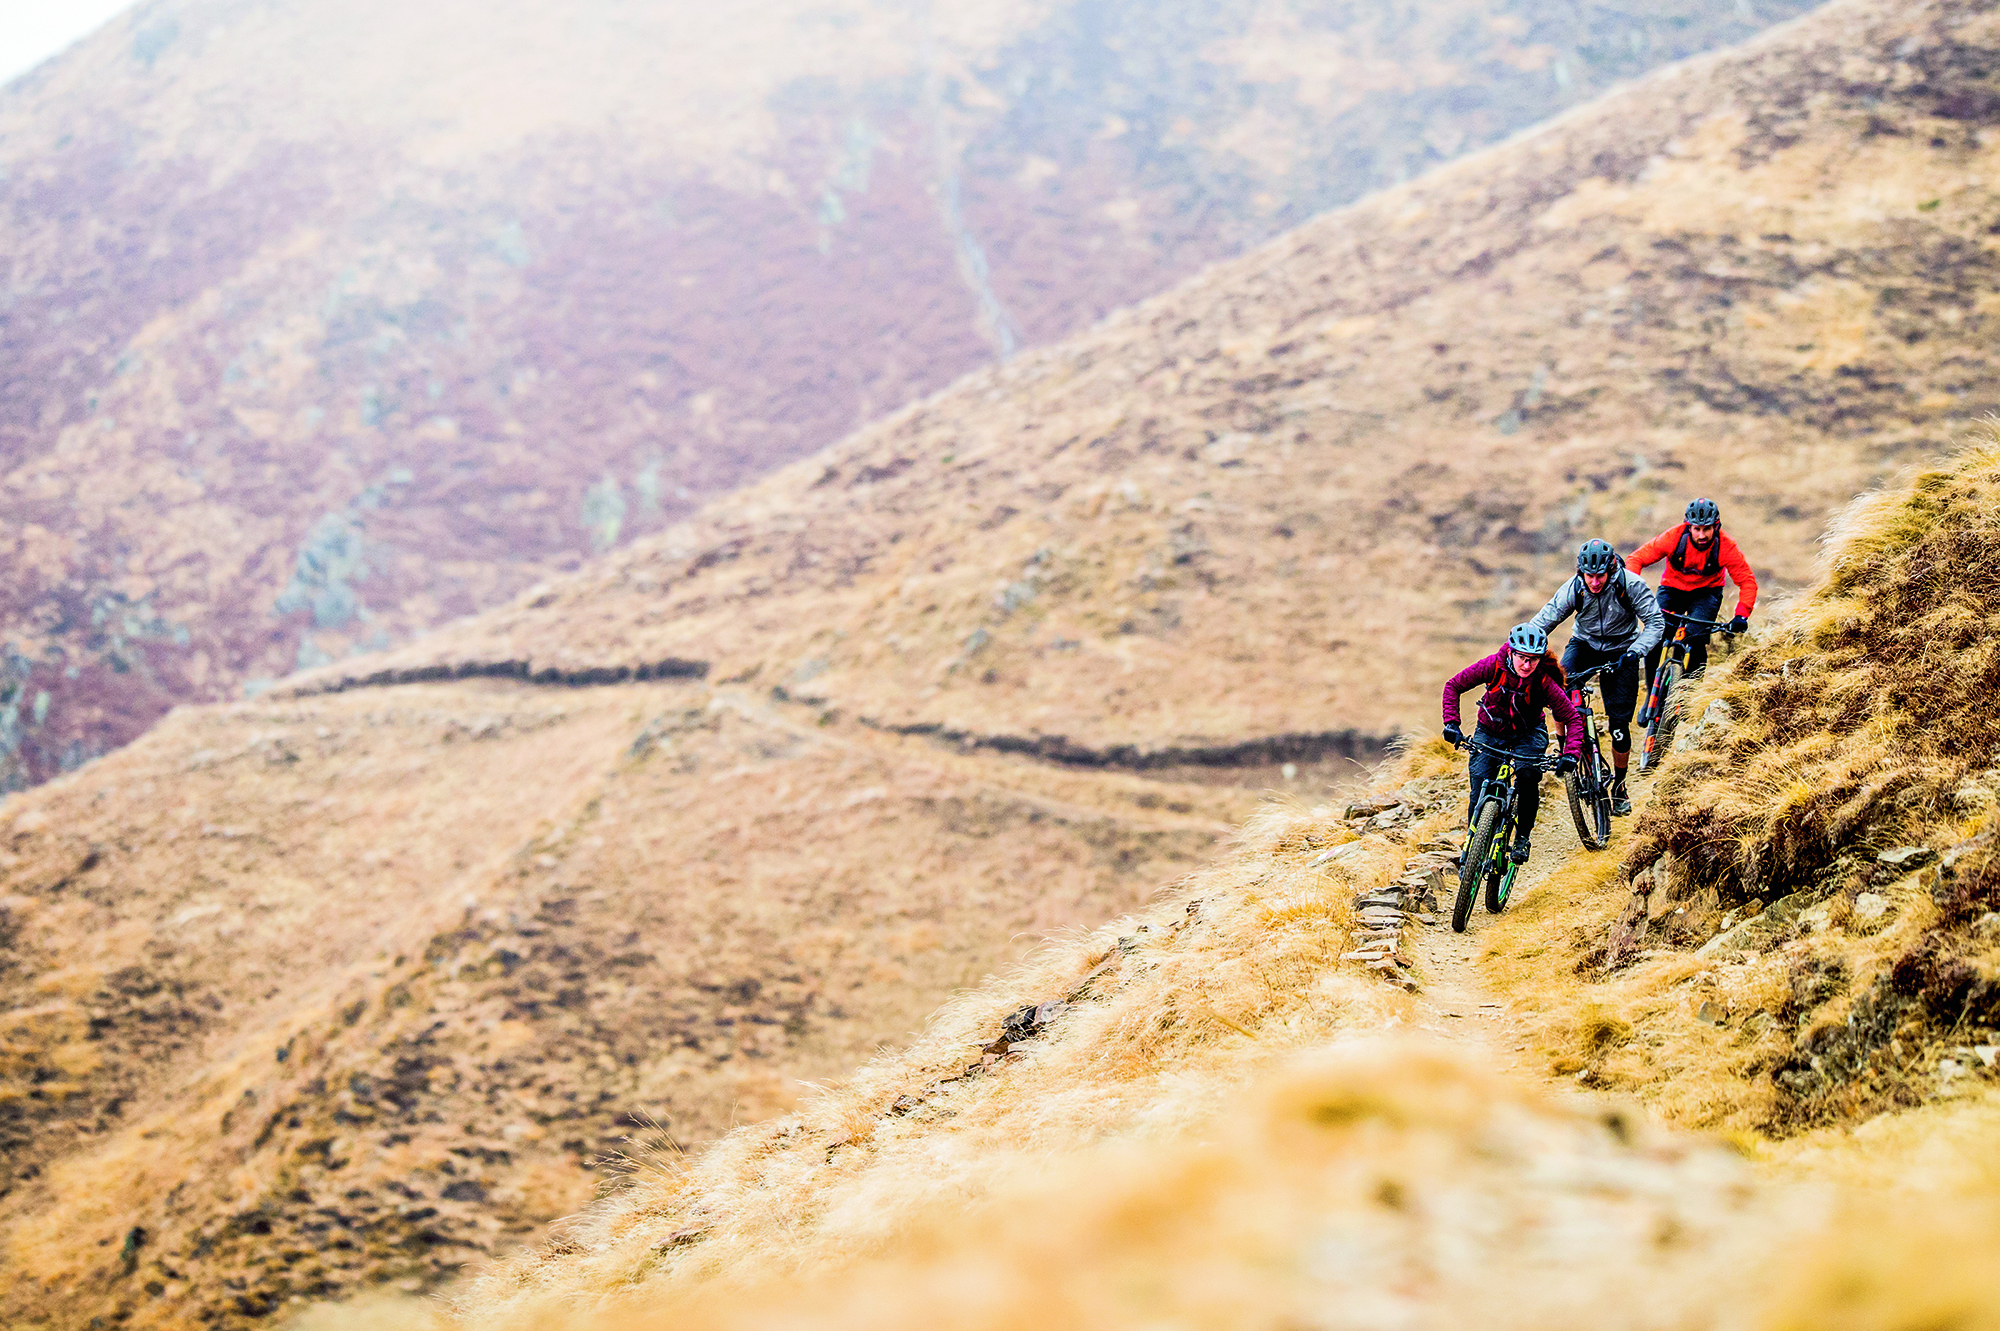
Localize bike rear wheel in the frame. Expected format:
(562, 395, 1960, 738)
(1454, 798, 1504, 932)
(1486, 858, 1518, 914)
(1640, 662, 1681, 772)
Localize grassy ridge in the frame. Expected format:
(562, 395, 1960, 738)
(409, 438, 2000, 1331)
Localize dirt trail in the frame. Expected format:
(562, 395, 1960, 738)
(1403, 770, 1612, 1071)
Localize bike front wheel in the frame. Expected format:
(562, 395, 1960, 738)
(1455, 798, 1504, 932)
(1566, 769, 1605, 851)
(1486, 857, 1518, 914)
(1640, 662, 1681, 772)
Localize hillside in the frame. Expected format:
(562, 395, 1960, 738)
(0, 676, 1254, 1329)
(6, 0, 2000, 1325)
(0, 0, 1811, 790)
(1481, 434, 2000, 1135)
(307, 0, 2000, 763)
(408, 441, 2000, 1331)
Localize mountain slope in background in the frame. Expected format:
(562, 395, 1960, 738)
(0, 0, 1817, 788)
(319, 0, 2000, 755)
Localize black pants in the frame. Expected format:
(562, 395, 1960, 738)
(1646, 584, 1725, 684)
(1561, 639, 1639, 754)
(1467, 725, 1546, 842)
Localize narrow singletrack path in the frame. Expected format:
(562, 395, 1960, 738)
(1402, 769, 1603, 1073)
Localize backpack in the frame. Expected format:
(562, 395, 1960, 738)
(1668, 525, 1723, 577)
(1574, 571, 1637, 617)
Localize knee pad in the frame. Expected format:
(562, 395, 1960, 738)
(1610, 726, 1631, 753)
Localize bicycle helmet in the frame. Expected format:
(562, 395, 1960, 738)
(1684, 497, 1720, 526)
(1507, 623, 1548, 655)
(1576, 538, 1618, 575)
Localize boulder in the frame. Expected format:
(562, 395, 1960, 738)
(1693, 894, 1801, 958)
(1876, 845, 1934, 870)
(1673, 698, 1734, 753)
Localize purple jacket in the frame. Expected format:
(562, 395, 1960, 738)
(1442, 651, 1583, 758)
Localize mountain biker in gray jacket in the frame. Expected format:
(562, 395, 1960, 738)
(1527, 539, 1663, 816)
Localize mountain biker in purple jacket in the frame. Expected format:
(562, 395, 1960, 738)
(1441, 624, 1584, 865)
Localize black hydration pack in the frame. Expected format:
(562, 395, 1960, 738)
(1575, 570, 1637, 617)
(1668, 525, 1723, 577)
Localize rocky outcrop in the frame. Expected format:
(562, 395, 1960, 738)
(282, 656, 710, 698)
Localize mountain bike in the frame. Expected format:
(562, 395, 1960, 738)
(1562, 662, 1616, 851)
(1447, 736, 1558, 933)
(1636, 611, 1738, 773)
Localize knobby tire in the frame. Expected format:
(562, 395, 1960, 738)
(1566, 770, 1603, 851)
(1641, 662, 1681, 773)
(1485, 857, 1513, 915)
(1454, 798, 1503, 933)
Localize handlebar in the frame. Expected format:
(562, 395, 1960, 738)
(1662, 611, 1736, 633)
(1566, 662, 1614, 688)
(1449, 735, 1562, 771)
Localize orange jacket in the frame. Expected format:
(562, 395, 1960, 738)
(1626, 523, 1758, 617)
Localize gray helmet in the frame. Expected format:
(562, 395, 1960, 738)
(1685, 497, 1720, 526)
(1576, 538, 1618, 576)
(1507, 623, 1547, 655)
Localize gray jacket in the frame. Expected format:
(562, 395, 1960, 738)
(1529, 566, 1664, 656)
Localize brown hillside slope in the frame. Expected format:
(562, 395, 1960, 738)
(439, 753, 1999, 1331)
(306, 0, 2000, 760)
(0, 680, 1242, 1329)
(348, 439, 2000, 1331)
(1473, 434, 2000, 1136)
(0, 0, 1810, 789)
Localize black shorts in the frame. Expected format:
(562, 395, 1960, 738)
(1561, 639, 1639, 729)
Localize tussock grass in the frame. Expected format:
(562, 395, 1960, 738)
(1495, 433, 2000, 1136)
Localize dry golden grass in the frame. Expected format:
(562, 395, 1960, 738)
(0, 681, 1244, 1330)
(1458, 436, 2000, 1143)
(446, 798, 1400, 1324)
(382, 742, 2000, 1331)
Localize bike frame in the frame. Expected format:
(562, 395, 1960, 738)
(1458, 737, 1556, 905)
(1641, 611, 1732, 719)
(1637, 611, 1738, 773)
(1566, 664, 1610, 772)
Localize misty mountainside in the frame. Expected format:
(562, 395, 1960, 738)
(0, 0, 1818, 789)
(313, 0, 2000, 763)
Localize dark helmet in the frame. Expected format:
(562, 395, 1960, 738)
(1576, 538, 1619, 576)
(1685, 497, 1720, 526)
(1507, 623, 1548, 656)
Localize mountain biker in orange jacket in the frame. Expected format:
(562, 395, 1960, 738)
(1626, 497, 1758, 687)
(1441, 623, 1583, 866)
